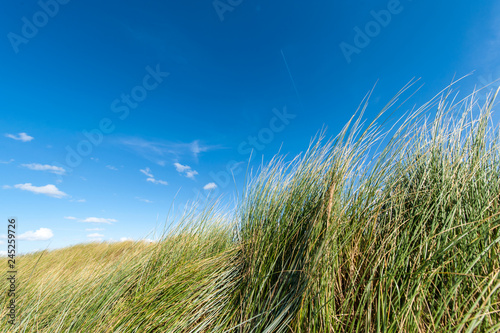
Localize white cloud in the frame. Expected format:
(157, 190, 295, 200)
(146, 177, 168, 185)
(140, 167, 168, 185)
(0, 240, 4, 245)
(106, 165, 118, 171)
(87, 233, 104, 238)
(64, 216, 77, 220)
(69, 198, 86, 203)
(203, 182, 218, 190)
(136, 197, 153, 203)
(174, 162, 190, 173)
(19, 228, 53, 241)
(86, 228, 104, 231)
(174, 163, 198, 179)
(12, 183, 67, 198)
(3, 185, 12, 189)
(90, 157, 99, 162)
(0, 159, 14, 164)
(120, 237, 133, 242)
(5, 132, 34, 142)
(185, 170, 198, 179)
(0, 251, 6, 257)
(81, 217, 117, 224)
(21, 163, 66, 175)
(140, 167, 153, 177)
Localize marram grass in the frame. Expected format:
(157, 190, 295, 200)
(2, 84, 500, 332)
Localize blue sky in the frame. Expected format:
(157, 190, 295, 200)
(1, 0, 499, 254)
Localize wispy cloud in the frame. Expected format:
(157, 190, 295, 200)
(8, 183, 67, 198)
(120, 237, 133, 242)
(106, 165, 118, 171)
(87, 233, 104, 239)
(116, 137, 222, 163)
(19, 228, 53, 241)
(174, 162, 198, 179)
(140, 167, 153, 177)
(203, 182, 218, 190)
(86, 228, 104, 231)
(0, 159, 14, 164)
(140, 168, 168, 185)
(146, 178, 168, 185)
(68, 217, 111, 225)
(21, 163, 66, 175)
(81, 217, 117, 224)
(5, 132, 34, 142)
(189, 140, 214, 158)
(136, 197, 153, 203)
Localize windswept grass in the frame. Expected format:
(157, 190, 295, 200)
(2, 83, 500, 332)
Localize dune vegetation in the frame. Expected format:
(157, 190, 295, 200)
(2, 82, 500, 332)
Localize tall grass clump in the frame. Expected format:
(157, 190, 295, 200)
(1, 83, 499, 332)
(229, 83, 500, 332)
